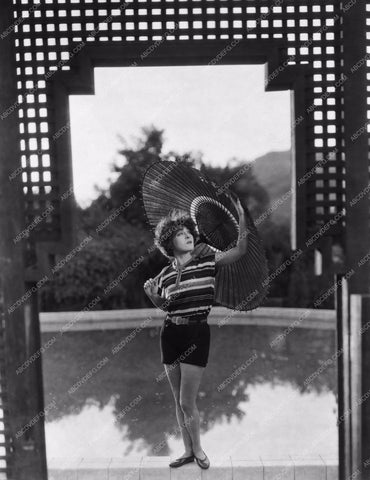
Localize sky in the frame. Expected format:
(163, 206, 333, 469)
(69, 64, 291, 208)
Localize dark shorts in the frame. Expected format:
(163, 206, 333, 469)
(160, 321, 211, 368)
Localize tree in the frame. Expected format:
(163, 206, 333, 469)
(40, 125, 297, 311)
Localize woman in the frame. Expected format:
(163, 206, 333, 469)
(143, 192, 248, 470)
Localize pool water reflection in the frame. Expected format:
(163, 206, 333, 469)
(41, 323, 338, 460)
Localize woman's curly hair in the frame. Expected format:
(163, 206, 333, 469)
(154, 208, 200, 259)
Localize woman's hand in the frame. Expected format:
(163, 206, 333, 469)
(143, 277, 160, 298)
(144, 277, 168, 311)
(227, 190, 244, 217)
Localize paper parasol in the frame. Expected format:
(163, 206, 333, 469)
(140, 160, 270, 311)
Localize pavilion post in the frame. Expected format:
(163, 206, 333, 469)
(0, 2, 48, 478)
(340, 1, 370, 478)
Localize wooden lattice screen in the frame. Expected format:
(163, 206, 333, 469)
(8, 0, 353, 274)
(0, 277, 11, 480)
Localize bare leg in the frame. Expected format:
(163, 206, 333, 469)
(164, 362, 193, 457)
(179, 362, 206, 460)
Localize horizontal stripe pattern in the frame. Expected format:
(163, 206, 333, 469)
(158, 251, 216, 317)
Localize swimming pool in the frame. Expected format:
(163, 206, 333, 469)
(40, 314, 338, 462)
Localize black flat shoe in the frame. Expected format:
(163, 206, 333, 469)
(194, 451, 210, 469)
(169, 454, 195, 468)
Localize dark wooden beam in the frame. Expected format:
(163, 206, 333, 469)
(0, 2, 48, 478)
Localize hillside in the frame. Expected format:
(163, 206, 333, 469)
(251, 150, 291, 226)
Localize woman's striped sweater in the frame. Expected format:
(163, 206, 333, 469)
(158, 243, 217, 318)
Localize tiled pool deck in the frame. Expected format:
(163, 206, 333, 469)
(48, 456, 338, 480)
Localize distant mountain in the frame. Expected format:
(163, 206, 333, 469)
(251, 150, 291, 226)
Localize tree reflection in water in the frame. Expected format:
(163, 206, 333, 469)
(41, 322, 336, 456)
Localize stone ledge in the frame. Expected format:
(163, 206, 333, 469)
(40, 306, 336, 332)
(47, 456, 338, 480)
